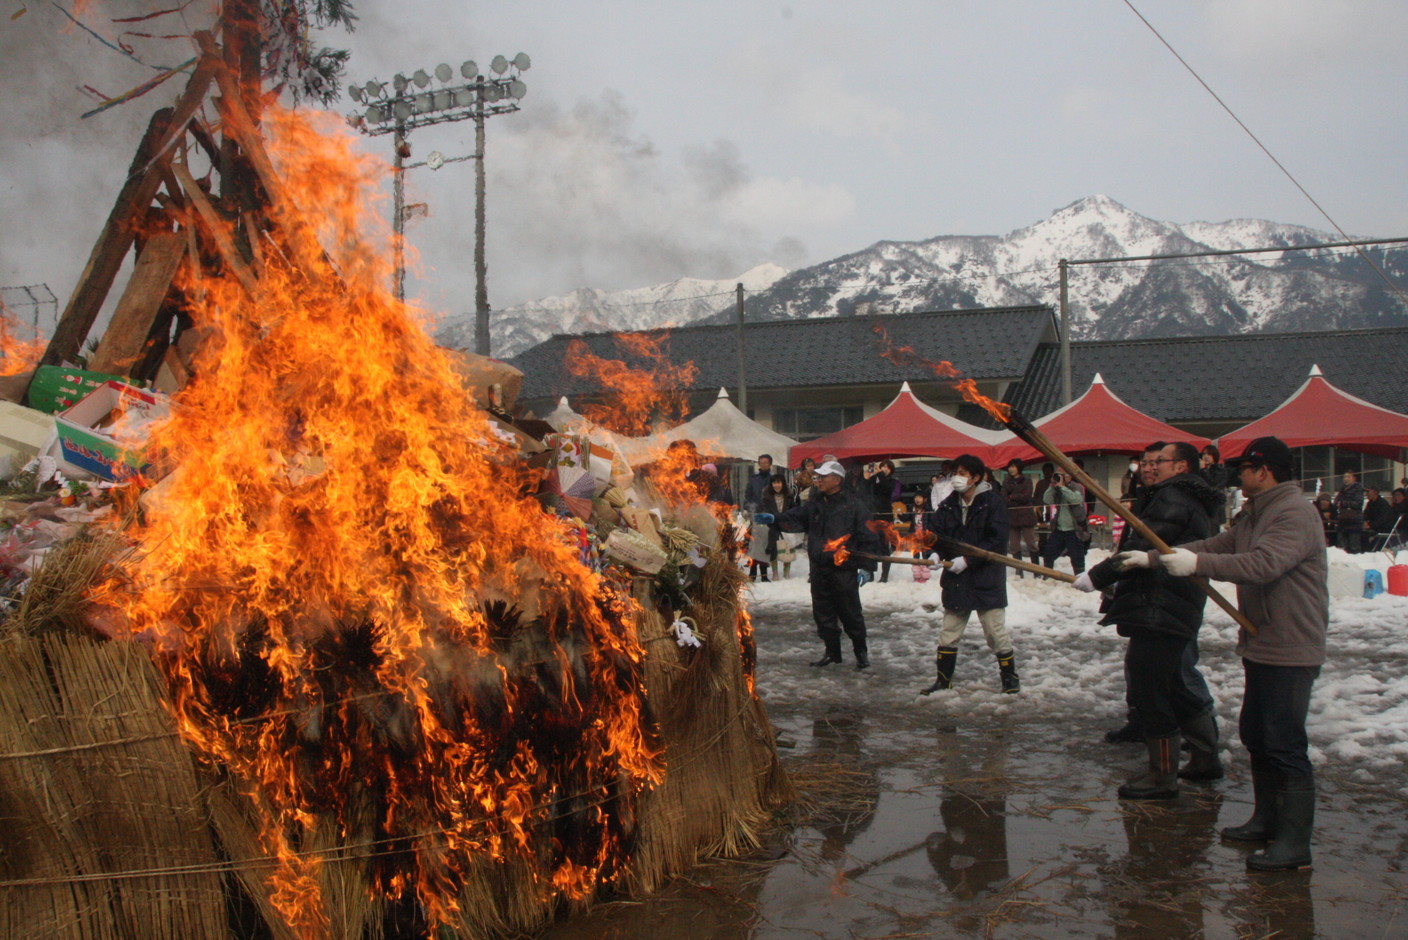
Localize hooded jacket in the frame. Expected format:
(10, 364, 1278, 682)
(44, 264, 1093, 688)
(928, 482, 1010, 611)
(1182, 481, 1328, 667)
(1000, 473, 1039, 528)
(1087, 471, 1223, 639)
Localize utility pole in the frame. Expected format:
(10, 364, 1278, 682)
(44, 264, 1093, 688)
(736, 283, 747, 415)
(1058, 259, 1071, 406)
(473, 101, 490, 356)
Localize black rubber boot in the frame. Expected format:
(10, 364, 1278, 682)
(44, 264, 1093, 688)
(1222, 759, 1278, 842)
(1178, 709, 1225, 781)
(1247, 777, 1314, 871)
(1029, 551, 1043, 579)
(920, 646, 957, 695)
(1104, 720, 1142, 744)
(997, 650, 1020, 693)
(1118, 734, 1181, 800)
(810, 649, 843, 667)
(1012, 553, 1025, 578)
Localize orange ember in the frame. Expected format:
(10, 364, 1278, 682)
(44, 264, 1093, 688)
(873, 325, 1012, 423)
(868, 518, 936, 556)
(101, 106, 664, 934)
(564, 332, 698, 437)
(0, 303, 46, 377)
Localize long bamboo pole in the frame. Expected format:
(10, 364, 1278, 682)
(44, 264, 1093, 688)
(858, 544, 1076, 582)
(1005, 412, 1258, 635)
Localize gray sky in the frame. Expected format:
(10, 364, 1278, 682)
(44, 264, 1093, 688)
(3, 1, 1406, 332)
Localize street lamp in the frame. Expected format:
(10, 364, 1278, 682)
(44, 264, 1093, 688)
(348, 53, 529, 354)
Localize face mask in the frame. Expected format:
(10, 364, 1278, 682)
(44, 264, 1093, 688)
(951, 475, 971, 493)
(1129, 462, 1139, 473)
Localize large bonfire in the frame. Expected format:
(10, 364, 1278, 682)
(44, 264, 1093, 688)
(0, 29, 787, 940)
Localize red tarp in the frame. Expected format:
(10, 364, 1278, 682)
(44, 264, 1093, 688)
(790, 383, 1006, 467)
(990, 374, 1210, 467)
(1218, 365, 1408, 460)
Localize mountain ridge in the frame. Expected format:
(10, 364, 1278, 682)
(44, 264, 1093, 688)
(435, 196, 1408, 356)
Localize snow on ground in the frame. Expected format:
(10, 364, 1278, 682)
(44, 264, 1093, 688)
(747, 547, 1408, 792)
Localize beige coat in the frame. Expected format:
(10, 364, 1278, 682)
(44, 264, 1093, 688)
(1182, 481, 1328, 667)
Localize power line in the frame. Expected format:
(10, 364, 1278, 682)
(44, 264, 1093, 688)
(1120, 0, 1408, 305)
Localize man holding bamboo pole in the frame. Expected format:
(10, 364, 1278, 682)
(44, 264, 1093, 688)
(1128, 436, 1327, 872)
(920, 454, 1018, 695)
(1076, 441, 1226, 799)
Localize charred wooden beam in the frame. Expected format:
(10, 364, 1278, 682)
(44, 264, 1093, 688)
(171, 163, 260, 298)
(87, 231, 187, 377)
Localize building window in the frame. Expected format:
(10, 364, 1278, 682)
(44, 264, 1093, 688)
(1295, 446, 1394, 494)
(773, 405, 864, 441)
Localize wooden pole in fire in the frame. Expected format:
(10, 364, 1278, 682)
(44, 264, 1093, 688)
(856, 547, 1076, 583)
(1001, 409, 1258, 635)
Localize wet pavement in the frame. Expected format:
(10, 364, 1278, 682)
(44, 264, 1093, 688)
(543, 588, 1408, 939)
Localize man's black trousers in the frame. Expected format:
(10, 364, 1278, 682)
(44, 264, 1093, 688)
(810, 565, 868, 659)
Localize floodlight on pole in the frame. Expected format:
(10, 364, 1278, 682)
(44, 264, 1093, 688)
(348, 55, 529, 341)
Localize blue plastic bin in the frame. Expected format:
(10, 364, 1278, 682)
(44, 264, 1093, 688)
(1364, 569, 1385, 599)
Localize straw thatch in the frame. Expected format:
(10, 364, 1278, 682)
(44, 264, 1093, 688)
(0, 633, 226, 939)
(625, 552, 793, 894)
(0, 541, 789, 939)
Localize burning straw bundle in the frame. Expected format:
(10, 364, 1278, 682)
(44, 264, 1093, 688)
(0, 31, 790, 940)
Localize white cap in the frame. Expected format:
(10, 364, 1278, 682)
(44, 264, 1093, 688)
(815, 460, 845, 478)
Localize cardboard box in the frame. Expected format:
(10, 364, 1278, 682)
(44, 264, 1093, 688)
(53, 381, 170, 481)
(27, 365, 128, 414)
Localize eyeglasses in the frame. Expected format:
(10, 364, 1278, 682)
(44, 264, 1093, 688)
(1139, 458, 1176, 467)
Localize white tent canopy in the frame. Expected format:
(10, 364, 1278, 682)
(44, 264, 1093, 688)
(619, 388, 798, 466)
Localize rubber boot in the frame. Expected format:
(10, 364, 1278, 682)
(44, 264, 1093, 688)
(1029, 551, 1043, 579)
(810, 642, 843, 667)
(1118, 734, 1181, 800)
(1222, 758, 1278, 841)
(1012, 553, 1025, 579)
(1247, 777, 1314, 871)
(1178, 709, 1225, 781)
(997, 650, 1020, 694)
(920, 646, 957, 695)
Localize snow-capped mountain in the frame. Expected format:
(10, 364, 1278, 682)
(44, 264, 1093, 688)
(440, 196, 1407, 356)
(435, 263, 788, 358)
(726, 195, 1408, 338)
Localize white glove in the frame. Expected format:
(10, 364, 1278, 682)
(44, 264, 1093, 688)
(1113, 550, 1152, 570)
(1157, 547, 1198, 577)
(1072, 571, 1096, 592)
(947, 556, 968, 575)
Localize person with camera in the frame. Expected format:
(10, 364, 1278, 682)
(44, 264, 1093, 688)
(1041, 468, 1088, 575)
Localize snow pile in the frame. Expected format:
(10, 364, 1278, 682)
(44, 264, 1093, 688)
(749, 548, 1408, 792)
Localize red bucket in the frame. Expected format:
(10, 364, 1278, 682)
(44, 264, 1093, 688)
(1388, 565, 1408, 597)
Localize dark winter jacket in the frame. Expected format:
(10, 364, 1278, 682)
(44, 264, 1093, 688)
(928, 483, 1010, 611)
(868, 471, 902, 517)
(774, 487, 880, 573)
(760, 487, 797, 552)
(1365, 495, 1395, 534)
(1334, 481, 1365, 526)
(1087, 471, 1223, 639)
(1000, 474, 1038, 528)
(1199, 464, 1230, 526)
(743, 468, 773, 511)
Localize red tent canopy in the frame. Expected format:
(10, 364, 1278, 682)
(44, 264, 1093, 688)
(1218, 365, 1408, 460)
(790, 383, 1006, 467)
(990, 374, 1210, 467)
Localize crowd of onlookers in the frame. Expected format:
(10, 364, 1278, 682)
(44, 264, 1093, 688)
(1311, 471, 1408, 553)
(735, 451, 1407, 582)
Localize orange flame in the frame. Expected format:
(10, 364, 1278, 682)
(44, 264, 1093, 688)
(0, 302, 46, 377)
(101, 106, 664, 934)
(873, 325, 1012, 424)
(564, 332, 698, 437)
(824, 534, 850, 567)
